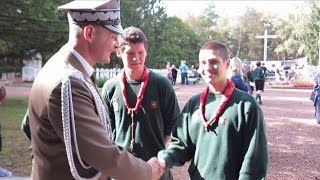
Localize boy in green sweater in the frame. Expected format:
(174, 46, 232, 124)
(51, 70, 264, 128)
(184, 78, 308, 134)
(102, 26, 180, 180)
(158, 40, 269, 180)
(253, 61, 265, 104)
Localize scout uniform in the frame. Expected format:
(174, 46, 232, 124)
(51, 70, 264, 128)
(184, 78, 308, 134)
(103, 70, 180, 180)
(158, 80, 269, 180)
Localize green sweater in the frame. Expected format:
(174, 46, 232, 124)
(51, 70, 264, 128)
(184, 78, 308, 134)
(253, 67, 265, 81)
(102, 70, 180, 160)
(158, 88, 269, 180)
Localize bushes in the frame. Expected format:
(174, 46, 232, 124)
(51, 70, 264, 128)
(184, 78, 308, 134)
(96, 78, 107, 88)
(292, 82, 314, 88)
(269, 81, 314, 88)
(0, 65, 21, 73)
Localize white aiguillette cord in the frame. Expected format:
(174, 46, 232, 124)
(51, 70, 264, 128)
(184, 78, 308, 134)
(61, 71, 112, 180)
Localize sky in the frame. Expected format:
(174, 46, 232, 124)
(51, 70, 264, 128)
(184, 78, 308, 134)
(161, 1, 308, 18)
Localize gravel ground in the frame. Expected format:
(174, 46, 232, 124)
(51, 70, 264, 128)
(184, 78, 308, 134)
(171, 83, 320, 180)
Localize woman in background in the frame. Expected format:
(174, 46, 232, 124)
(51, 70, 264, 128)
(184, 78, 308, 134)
(228, 57, 248, 92)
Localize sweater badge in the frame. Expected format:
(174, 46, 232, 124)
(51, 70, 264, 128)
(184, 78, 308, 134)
(218, 116, 227, 125)
(112, 97, 119, 112)
(151, 101, 158, 109)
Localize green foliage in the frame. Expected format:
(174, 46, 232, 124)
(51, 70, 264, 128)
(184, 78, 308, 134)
(119, 0, 169, 68)
(235, 8, 266, 60)
(96, 78, 107, 88)
(0, 65, 20, 73)
(210, 7, 266, 60)
(273, 13, 306, 60)
(185, 2, 219, 45)
(0, 0, 69, 62)
(0, 0, 317, 69)
(157, 17, 200, 66)
(303, 0, 320, 65)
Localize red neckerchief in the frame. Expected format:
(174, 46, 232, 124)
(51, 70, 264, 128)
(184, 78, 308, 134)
(120, 66, 149, 151)
(120, 66, 149, 115)
(199, 79, 235, 131)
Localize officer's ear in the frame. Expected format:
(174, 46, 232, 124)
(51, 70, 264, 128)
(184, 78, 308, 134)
(82, 25, 95, 43)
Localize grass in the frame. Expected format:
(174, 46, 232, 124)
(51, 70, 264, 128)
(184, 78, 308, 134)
(0, 96, 31, 176)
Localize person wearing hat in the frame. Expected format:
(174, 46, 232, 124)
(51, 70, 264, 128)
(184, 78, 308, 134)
(28, 0, 163, 180)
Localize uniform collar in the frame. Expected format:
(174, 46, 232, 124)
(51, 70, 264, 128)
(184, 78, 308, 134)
(67, 46, 94, 77)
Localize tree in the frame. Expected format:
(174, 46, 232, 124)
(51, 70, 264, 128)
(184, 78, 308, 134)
(272, 13, 306, 60)
(104, 0, 169, 68)
(212, 7, 267, 60)
(0, 0, 69, 65)
(184, 2, 220, 45)
(303, 0, 320, 65)
(236, 8, 266, 60)
(156, 17, 200, 67)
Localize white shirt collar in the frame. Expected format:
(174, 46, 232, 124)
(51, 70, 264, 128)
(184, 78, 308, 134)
(68, 47, 94, 77)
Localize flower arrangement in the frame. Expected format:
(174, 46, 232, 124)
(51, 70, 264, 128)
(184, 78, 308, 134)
(269, 78, 314, 89)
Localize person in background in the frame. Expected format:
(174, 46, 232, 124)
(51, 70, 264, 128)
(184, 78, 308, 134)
(245, 64, 255, 95)
(102, 26, 180, 180)
(227, 57, 248, 92)
(253, 61, 265, 105)
(310, 66, 320, 124)
(0, 84, 13, 177)
(179, 60, 188, 85)
(157, 40, 269, 179)
(190, 64, 200, 84)
(27, 1, 163, 179)
(166, 62, 172, 81)
(171, 64, 178, 85)
(261, 63, 267, 91)
(275, 67, 283, 82)
(194, 62, 201, 81)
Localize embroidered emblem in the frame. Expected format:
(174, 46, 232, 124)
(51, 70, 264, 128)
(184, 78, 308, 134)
(218, 116, 227, 125)
(112, 97, 119, 112)
(151, 101, 158, 109)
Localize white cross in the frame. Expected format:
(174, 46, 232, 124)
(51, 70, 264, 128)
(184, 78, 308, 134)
(255, 28, 277, 62)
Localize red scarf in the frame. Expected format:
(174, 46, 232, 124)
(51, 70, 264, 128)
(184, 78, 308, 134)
(199, 79, 235, 131)
(120, 66, 149, 115)
(120, 66, 149, 151)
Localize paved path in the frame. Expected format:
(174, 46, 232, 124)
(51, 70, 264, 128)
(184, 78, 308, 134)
(4, 86, 31, 97)
(3, 83, 320, 179)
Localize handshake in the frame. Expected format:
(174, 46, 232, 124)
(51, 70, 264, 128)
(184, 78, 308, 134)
(147, 157, 167, 180)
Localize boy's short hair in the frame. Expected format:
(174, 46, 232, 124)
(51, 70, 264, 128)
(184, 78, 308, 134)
(200, 40, 229, 61)
(118, 26, 148, 50)
(256, 61, 261, 67)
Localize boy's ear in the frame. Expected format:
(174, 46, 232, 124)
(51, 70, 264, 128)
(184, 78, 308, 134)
(116, 48, 122, 58)
(226, 59, 230, 68)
